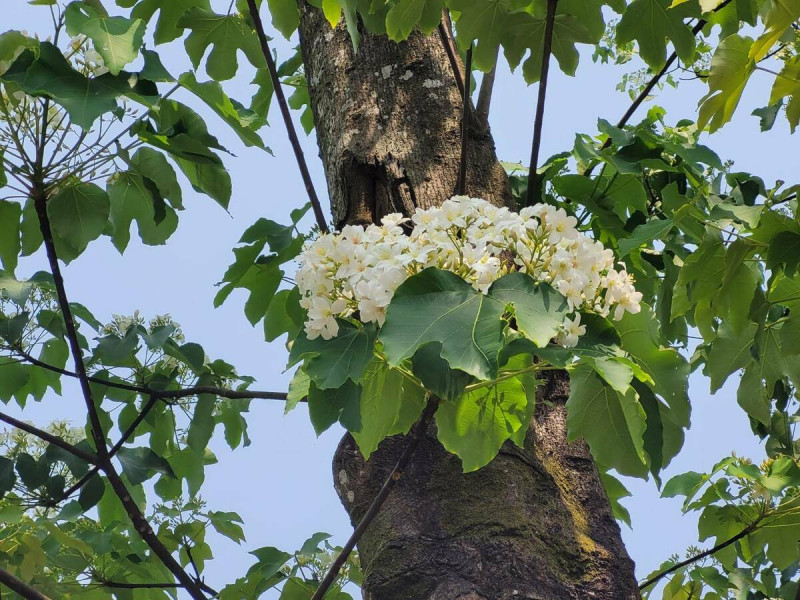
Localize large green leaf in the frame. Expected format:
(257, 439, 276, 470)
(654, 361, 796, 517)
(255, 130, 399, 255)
(119, 0, 212, 44)
(350, 359, 426, 458)
(489, 274, 568, 348)
(436, 354, 537, 472)
(288, 321, 377, 389)
(180, 8, 266, 81)
(306, 379, 361, 435)
(47, 182, 110, 261)
(107, 171, 179, 252)
(65, 1, 146, 75)
(1, 42, 158, 129)
(386, 0, 443, 41)
(268, 0, 302, 38)
(616, 0, 696, 68)
(749, 0, 800, 62)
(618, 217, 674, 257)
(178, 72, 268, 149)
(769, 55, 800, 132)
(566, 365, 648, 477)
(116, 446, 176, 485)
(698, 35, 755, 132)
(380, 268, 505, 380)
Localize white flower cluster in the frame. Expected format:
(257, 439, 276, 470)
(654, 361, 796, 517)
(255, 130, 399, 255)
(296, 196, 642, 345)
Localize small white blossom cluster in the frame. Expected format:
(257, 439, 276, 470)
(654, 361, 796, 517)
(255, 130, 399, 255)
(68, 35, 109, 76)
(296, 196, 642, 345)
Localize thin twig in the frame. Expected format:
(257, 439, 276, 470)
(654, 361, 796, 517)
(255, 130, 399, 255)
(13, 349, 290, 402)
(0, 411, 98, 465)
(638, 523, 756, 590)
(0, 566, 52, 600)
(310, 397, 439, 600)
(245, 0, 329, 233)
(456, 45, 473, 196)
(476, 56, 498, 127)
(437, 13, 465, 98)
(526, 0, 558, 206)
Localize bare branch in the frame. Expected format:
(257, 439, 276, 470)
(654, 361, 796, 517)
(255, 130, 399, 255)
(456, 45, 473, 196)
(526, 0, 558, 206)
(245, 0, 329, 233)
(0, 566, 52, 600)
(0, 410, 99, 465)
(310, 397, 439, 600)
(437, 11, 466, 98)
(476, 55, 498, 127)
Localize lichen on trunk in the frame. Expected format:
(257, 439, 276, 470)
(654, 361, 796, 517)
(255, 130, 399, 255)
(297, 6, 642, 598)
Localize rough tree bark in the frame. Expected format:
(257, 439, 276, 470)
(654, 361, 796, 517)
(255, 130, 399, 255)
(298, 7, 642, 599)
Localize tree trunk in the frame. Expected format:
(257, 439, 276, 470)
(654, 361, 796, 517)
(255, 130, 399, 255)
(297, 8, 642, 599)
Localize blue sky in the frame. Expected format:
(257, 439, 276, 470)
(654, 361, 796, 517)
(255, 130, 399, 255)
(3, 0, 796, 596)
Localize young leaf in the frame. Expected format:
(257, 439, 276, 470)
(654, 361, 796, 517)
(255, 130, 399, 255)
(616, 0, 697, 69)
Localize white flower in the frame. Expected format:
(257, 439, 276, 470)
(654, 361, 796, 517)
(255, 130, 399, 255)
(557, 313, 586, 348)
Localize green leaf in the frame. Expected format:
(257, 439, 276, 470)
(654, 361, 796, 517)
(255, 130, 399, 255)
(128, 147, 183, 209)
(178, 72, 268, 149)
(599, 470, 632, 526)
(615, 305, 690, 427)
(209, 510, 246, 544)
(616, 0, 696, 68)
(125, 0, 212, 45)
(705, 322, 757, 392)
(188, 394, 216, 451)
(380, 268, 505, 380)
(1, 42, 157, 129)
(0, 312, 29, 345)
(618, 217, 674, 257)
(264, 288, 304, 342)
(288, 321, 376, 389)
(386, 0, 443, 41)
(769, 55, 800, 132)
(140, 48, 174, 81)
(78, 474, 106, 510)
(0, 30, 38, 75)
(47, 182, 110, 261)
(180, 8, 266, 81)
(489, 274, 568, 347)
(436, 354, 537, 471)
(410, 343, 472, 402)
(268, 0, 301, 37)
(19, 200, 43, 256)
(0, 457, 16, 497)
(0, 200, 21, 273)
(766, 231, 800, 277)
(350, 359, 426, 458)
(748, 0, 800, 62)
(107, 171, 178, 252)
(566, 365, 648, 477)
(15, 453, 49, 489)
(65, 1, 146, 75)
(307, 379, 361, 436)
(286, 367, 310, 414)
(698, 35, 755, 132)
(116, 446, 176, 485)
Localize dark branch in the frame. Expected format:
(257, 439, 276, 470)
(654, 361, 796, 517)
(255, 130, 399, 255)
(601, 0, 735, 151)
(638, 523, 756, 591)
(456, 45, 473, 196)
(0, 566, 52, 600)
(32, 135, 207, 600)
(245, 0, 329, 233)
(526, 0, 558, 206)
(13, 349, 290, 402)
(0, 410, 99, 465)
(476, 57, 498, 127)
(437, 12, 465, 98)
(310, 397, 439, 600)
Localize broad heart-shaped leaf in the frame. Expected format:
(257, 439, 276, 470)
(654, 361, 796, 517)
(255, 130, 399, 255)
(47, 182, 110, 262)
(118, 0, 212, 45)
(307, 379, 361, 435)
(616, 0, 696, 69)
(179, 8, 267, 81)
(436, 354, 537, 472)
(411, 343, 472, 401)
(65, 2, 146, 75)
(617, 217, 674, 257)
(0, 200, 21, 273)
(615, 305, 690, 428)
(0, 30, 38, 75)
(116, 446, 176, 485)
(127, 147, 183, 209)
(566, 365, 648, 477)
(698, 35, 755, 132)
(268, 0, 302, 38)
(350, 358, 426, 458)
(704, 322, 758, 393)
(489, 274, 568, 347)
(514, 14, 597, 83)
(288, 321, 377, 389)
(178, 72, 268, 149)
(1, 43, 158, 129)
(380, 268, 506, 380)
(749, 0, 800, 62)
(107, 171, 179, 253)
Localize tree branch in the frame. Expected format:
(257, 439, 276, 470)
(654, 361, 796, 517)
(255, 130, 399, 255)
(456, 45, 473, 196)
(526, 0, 558, 206)
(0, 566, 52, 600)
(13, 349, 290, 402)
(245, 0, 329, 233)
(438, 11, 465, 98)
(476, 56, 498, 127)
(601, 0, 735, 151)
(638, 523, 756, 591)
(31, 143, 207, 600)
(0, 410, 99, 465)
(310, 397, 439, 600)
